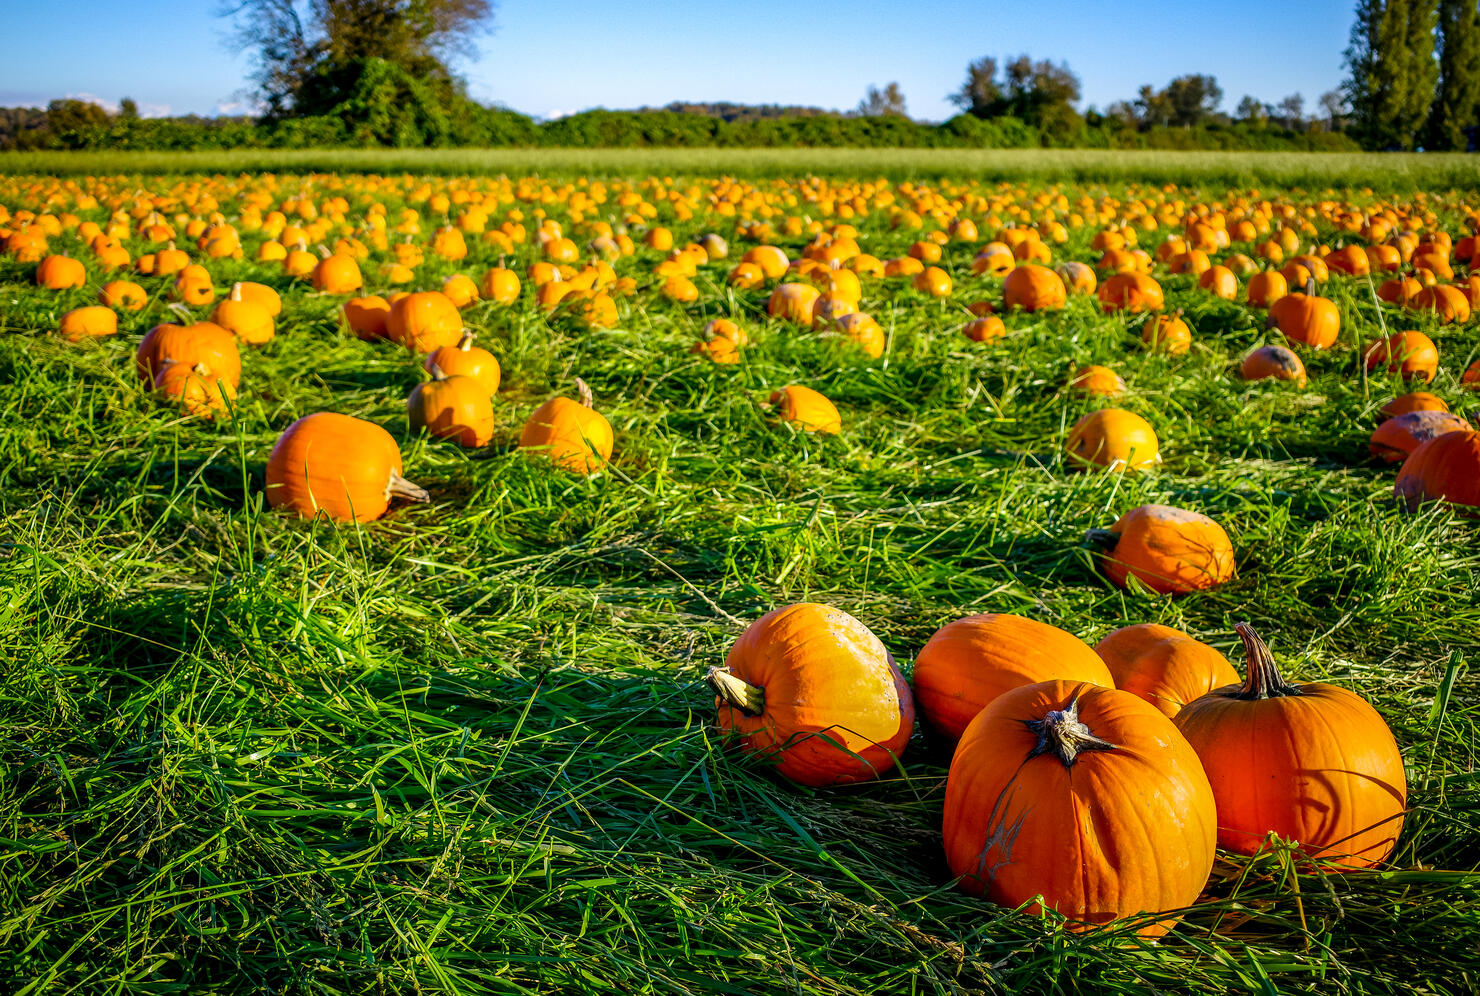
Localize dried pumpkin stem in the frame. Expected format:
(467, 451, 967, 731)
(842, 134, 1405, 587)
(575, 377, 594, 408)
(457, 329, 475, 351)
(706, 667, 764, 717)
(427, 361, 448, 382)
(1083, 528, 1120, 549)
(388, 473, 430, 504)
(1024, 697, 1116, 767)
(1230, 622, 1303, 700)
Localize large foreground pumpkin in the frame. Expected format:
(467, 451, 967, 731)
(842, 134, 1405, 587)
(1395, 429, 1480, 511)
(944, 680, 1216, 937)
(266, 412, 429, 522)
(1174, 624, 1406, 868)
(912, 613, 1111, 742)
(707, 603, 914, 786)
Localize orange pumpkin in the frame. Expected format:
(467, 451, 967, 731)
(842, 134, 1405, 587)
(1094, 624, 1239, 718)
(913, 613, 1111, 742)
(1408, 284, 1470, 324)
(1068, 365, 1125, 397)
(1197, 265, 1238, 300)
(36, 254, 86, 289)
(1240, 345, 1307, 386)
(1098, 272, 1164, 313)
(1369, 410, 1471, 463)
(1269, 286, 1340, 349)
(519, 378, 614, 473)
(210, 283, 275, 345)
(135, 321, 241, 390)
(153, 359, 237, 418)
(767, 283, 821, 324)
(1380, 392, 1448, 418)
(425, 331, 500, 395)
(58, 305, 117, 342)
(831, 312, 885, 358)
(1364, 331, 1438, 382)
(1395, 429, 1480, 511)
(768, 385, 841, 434)
(1142, 313, 1191, 355)
(1246, 269, 1288, 308)
(1088, 504, 1236, 595)
(707, 602, 914, 787)
(1002, 264, 1066, 312)
(409, 364, 495, 448)
(387, 291, 463, 353)
(312, 252, 363, 294)
(1065, 409, 1160, 472)
(1175, 624, 1406, 869)
(265, 412, 428, 523)
(944, 680, 1215, 937)
(98, 279, 148, 311)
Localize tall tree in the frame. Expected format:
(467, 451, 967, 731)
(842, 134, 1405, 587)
(1277, 93, 1306, 129)
(1318, 89, 1349, 130)
(1345, 0, 1440, 149)
(1235, 95, 1267, 123)
(948, 57, 1000, 118)
(1430, 0, 1480, 149)
(220, 0, 496, 115)
(856, 83, 908, 118)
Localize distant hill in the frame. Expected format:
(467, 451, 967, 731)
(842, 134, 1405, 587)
(644, 102, 846, 122)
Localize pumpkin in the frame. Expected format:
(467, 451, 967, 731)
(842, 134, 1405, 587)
(1377, 275, 1422, 304)
(210, 283, 275, 345)
(1098, 272, 1164, 313)
(1002, 264, 1066, 312)
(707, 602, 914, 787)
(1087, 504, 1236, 595)
(768, 385, 841, 434)
(98, 279, 148, 311)
(232, 282, 282, 316)
(703, 318, 748, 346)
(743, 245, 790, 279)
(343, 295, 392, 341)
(425, 330, 500, 394)
(1246, 269, 1288, 308)
(1408, 284, 1470, 324)
(1369, 410, 1471, 463)
(1068, 365, 1125, 397)
(1094, 624, 1239, 718)
(58, 305, 117, 342)
(962, 316, 1005, 343)
(831, 312, 885, 358)
(1395, 429, 1480, 511)
(481, 266, 521, 304)
(36, 254, 86, 289)
(1364, 331, 1438, 382)
(387, 291, 462, 353)
(1174, 624, 1406, 868)
(1055, 260, 1097, 294)
(409, 363, 495, 448)
(1380, 391, 1448, 418)
(1268, 285, 1340, 349)
(266, 412, 429, 522)
(1142, 313, 1191, 355)
(1197, 265, 1238, 301)
(912, 266, 952, 297)
(519, 378, 614, 473)
(913, 613, 1111, 742)
(767, 283, 820, 324)
(943, 679, 1215, 937)
(692, 336, 741, 364)
(135, 321, 241, 390)
(153, 360, 237, 418)
(1240, 345, 1307, 386)
(312, 251, 362, 294)
(171, 264, 215, 306)
(1065, 409, 1160, 472)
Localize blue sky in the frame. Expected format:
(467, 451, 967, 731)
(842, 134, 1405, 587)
(2, 1, 1356, 121)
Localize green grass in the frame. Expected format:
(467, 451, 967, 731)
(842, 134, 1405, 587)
(8, 147, 1480, 188)
(2, 170, 1480, 995)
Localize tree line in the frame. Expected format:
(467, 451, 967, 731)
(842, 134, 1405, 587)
(0, 0, 1472, 153)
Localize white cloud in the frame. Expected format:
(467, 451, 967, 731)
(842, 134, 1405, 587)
(216, 98, 263, 117)
(138, 102, 172, 118)
(544, 108, 572, 120)
(65, 92, 118, 114)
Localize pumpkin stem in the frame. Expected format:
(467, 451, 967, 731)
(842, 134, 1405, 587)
(706, 667, 765, 717)
(166, 301, 193, 322)
(316, 243, 332, 259)
(1229, 622, 1304, 699)
(457, 329, 475, 351)
(388, 472, 430, 504)
(1305, 276, 1317, 297)
(428, 361, 448, 382)
(1083, 527, 1120, 550)
(1023, 697, 1117, 767)
(575, 377, 594, 408)
(230, 282, 243, 302)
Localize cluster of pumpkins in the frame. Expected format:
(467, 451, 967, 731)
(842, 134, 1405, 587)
(708, 602, 1406, 937)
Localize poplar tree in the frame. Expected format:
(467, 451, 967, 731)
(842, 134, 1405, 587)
(1430, 0, 1480, 149)
(1345, 0, 1440, 149)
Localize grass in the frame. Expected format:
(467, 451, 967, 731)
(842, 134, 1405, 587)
(1, 167, 1479, 994)
(8, 147, 1480, 189)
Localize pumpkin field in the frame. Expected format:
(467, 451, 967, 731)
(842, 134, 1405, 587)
(3, 154, 1480, 994)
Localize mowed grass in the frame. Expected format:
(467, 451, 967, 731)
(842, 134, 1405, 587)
(8, 147, 1480, 189)
(1, 170, 1480, 995)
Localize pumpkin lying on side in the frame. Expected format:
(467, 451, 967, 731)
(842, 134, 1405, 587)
(1175, 624, 1407, 868)
(1395, 429, 1480, 512)
(266, 412, 429, 523)
(1065, 409, 1160, 472)
(1087, 504, 1236, 595)
(1369, 411, 1470, 463)
(1094, 623, 1239, 718)
(707, 603, 914, 786)
(944, 679, 1215, 937)
(768, 385, 842, 434)
(912, 613, 1111, 742)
